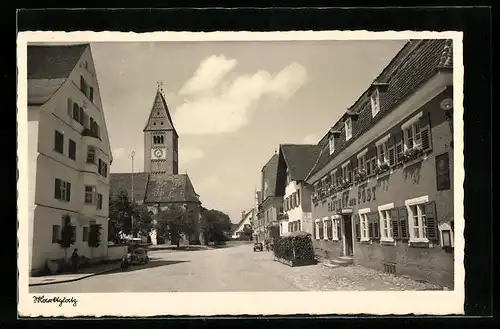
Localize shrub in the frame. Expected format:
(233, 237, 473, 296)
(273, 231, 315, 262)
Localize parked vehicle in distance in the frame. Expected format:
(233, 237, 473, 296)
(253, 242, 263, 252)
(121, 248, 149, 270)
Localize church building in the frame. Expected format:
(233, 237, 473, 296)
(110, 85, 202, 245)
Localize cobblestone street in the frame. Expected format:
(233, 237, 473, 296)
(30, 244, 443, 293)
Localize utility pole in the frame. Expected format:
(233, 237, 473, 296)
(130, 151, 135, 238)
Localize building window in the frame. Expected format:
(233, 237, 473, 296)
(98, 159, 108, 177)
(409, 204, 427, 239)
(370, 88, 380, 117)
(82, 226, 89, 242)
(86, 146, 96, 164)
(325, 219, 332, 239)
(358, 153, 366, 171)
(379, 208, 393, 241)
(54, 178, 71, 201)
(315, 220, 321, 239)
(359, 213, 370, 241)
(54, 130, 64, 154)
(329, 136, 335, 155)
(153, 135, 164, 144)
(377, 141, 388, 165)
(404, 122, 422, 151)
(97, 193, 103, 210)
(73, 103, 80, 122)
(331, 218, 339, 241)
(318, 220, 324, 239)
(84, 185, 96, 204)
(80, 75, 88, 96)
(345, 118, 353, 141)
(52, 225, 60, 243)
(68, 139, 76, 160)
(297, 189, 301, 206)
(89, 87, 94, 102)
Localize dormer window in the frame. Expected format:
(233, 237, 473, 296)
(371, 88, 380, 117)
(345, 117, 353, 141)
(328, 129, 341, 156)
(328, 136, 335, 155)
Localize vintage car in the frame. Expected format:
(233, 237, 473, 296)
(253, 242, 263, 252)
(121, 248, 149, 270)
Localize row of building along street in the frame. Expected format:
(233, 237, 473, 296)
(249, 39, 455, 289)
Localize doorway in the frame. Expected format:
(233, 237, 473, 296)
(342, 214, 354, 257)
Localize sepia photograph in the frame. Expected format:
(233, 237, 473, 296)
(17, 30, 464, 316)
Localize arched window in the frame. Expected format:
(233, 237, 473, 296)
(153, 135, 164, 145)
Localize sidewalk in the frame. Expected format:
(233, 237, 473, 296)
(29, 261, 121, 287)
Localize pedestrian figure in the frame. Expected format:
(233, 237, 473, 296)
(71, 248, 80, 273)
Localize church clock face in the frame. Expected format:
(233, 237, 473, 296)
(151, 147, 166, 160)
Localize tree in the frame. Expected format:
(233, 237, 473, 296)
(155, 204, 187, 247)
(240, 224, 253, 241)
(108, 189, 154, 243)
(201, 208, 232, 245)
(58, 215, 76, 261)
(88, 224, 102, 259)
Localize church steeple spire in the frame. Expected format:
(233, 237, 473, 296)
(143, 84, 179, 176)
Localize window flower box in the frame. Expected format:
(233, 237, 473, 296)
(374, 162, 391, 175)
(403, 146, 424, 163)
(341, 178, 351, 190)
(355, 169, 368, 182)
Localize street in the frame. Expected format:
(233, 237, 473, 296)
(30, 244, 443, 293)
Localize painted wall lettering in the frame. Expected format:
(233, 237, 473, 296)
(357, 185, 377, 205)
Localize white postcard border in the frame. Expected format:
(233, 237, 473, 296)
(17, 30, 465, 317)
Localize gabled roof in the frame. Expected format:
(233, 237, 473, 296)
(110, 172, 150, 203)
(143, 90, 178, 137)
(27, 44, 88, 105)
(28, 44, 88, 79)
(306, 39, 453, 182)
(280, 144, 321, 181)
(232, 209, 253, 234)
(144, 174, 200, 204)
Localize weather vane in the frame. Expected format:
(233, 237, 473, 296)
(157, 81, 164, 94)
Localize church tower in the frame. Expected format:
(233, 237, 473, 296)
(143, 83, 179, 176)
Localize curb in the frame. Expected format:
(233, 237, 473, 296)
(29, 266, 120, 287)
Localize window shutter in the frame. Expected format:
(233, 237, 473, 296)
(368, 222, 374, 239)
(398, 206, 409, 240)
(372, 212, 380, 239)
(66, 182, 71, 201)
(390, 208, 400, 239)
(388, 147, 396, 167)
(420, 113, 432, 152)
(354, 214, 361, 240)
(67, 99, 72, 118)
(425, 201, 438, 241)
(394, 132, 404, 164)
(54, 179, 61, 199)
(79, 107, 85, 125)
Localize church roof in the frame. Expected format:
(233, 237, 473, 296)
(110, 172, 200, 205)
(110, 172, 150, 203)
(145, 174, 200, 204)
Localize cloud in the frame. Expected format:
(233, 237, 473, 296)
(179, 148, 204, 166)
(179, 55, 237, 96)
(173, 56, 308, 135)
(302, 134, 319, 144)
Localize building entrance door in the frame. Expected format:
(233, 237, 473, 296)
(343, 215, 354, 256)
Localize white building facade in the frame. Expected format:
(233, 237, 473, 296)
(28, 44, 113, 274)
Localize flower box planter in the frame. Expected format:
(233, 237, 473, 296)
(374, 163, 391, 176)
(403, 146, 424, 163)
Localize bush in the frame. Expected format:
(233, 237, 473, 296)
(273, 231, 315, 264)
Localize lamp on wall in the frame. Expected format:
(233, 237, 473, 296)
(440, 97, 453, 147)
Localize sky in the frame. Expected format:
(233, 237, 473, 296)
(91, 39, 407, 223)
